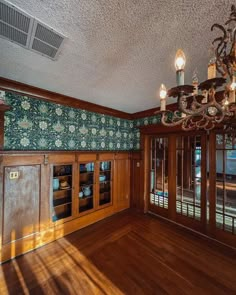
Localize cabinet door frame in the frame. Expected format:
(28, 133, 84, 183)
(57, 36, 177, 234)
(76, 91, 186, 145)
(50, 161, 76, 225)
(96, 159, 114, 209)
(77, 159, 97, 217)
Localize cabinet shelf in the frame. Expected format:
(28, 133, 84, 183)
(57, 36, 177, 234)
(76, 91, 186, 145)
(53, 188, 72, 193)
(79, 195, 93, 201)
(80, 183, 94, 187)
(52, 164, 73, 222)
(99, 191, 111, 194)
(53, 174, 72, 178)
(80, 171, 94, 174)
(53, 198, 72, 207)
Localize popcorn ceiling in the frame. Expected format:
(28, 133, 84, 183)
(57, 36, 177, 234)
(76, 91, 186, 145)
(0, 0, 233, 113)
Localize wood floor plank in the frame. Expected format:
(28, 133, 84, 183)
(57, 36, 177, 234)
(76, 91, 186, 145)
(0, 209, 236, 294)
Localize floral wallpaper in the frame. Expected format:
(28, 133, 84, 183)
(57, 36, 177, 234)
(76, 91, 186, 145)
(4, 92, 144, 151)
(3, 92, 162, 151)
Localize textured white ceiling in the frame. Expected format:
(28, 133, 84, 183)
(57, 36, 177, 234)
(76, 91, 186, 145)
(0, 0, 233, 113)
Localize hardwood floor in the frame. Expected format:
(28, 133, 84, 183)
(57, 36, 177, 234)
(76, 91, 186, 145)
(1, 209, 236, 295)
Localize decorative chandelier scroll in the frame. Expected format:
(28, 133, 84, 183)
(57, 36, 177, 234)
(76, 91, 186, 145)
(157, 5, 236, 131)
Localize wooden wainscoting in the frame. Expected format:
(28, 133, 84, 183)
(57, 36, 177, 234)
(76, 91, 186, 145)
(0, 151, 132, 263)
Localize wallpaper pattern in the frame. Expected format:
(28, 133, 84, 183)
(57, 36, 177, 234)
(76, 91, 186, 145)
(3, 92, 161, 151)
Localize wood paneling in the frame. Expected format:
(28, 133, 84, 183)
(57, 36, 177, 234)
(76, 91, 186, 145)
(1, 154, 44, 166)
(0, 77, 131, 119)
(114, 153, 130, 211)
(130, 152, 142, 209)
(48, 153, 75, 164)
(98, 152, 115, 161)
(77, 153, 97, 162)
(0, 151, 132, 262)
(0, 210, 236, 294)
(3, 165, 40, 244)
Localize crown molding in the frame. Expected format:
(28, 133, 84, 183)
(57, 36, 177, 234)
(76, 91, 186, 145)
(0, 77, 132, 120)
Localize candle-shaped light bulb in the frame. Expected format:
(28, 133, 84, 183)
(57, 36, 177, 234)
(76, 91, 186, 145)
(208, 46, 216, 79)
(175, 49, 186, 86)
(175, 49, 186, 71)
(230, 76, 236, 90)
(159, 84, 167, 111)
(224, 97, 229, 106)
(229, 76, 236, 103)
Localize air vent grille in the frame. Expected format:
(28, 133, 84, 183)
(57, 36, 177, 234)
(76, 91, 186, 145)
(0, 21, 27, 45)
(32, 38, 57, 59)
(34, 23, 63, 48)
(0, 2, 31, 33)
(0, 0, 66, 60)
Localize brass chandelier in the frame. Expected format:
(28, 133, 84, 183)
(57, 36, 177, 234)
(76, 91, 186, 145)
(157, 5, 236, 131)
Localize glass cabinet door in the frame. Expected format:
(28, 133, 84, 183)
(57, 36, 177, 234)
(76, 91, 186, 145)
(99, 161, 112, 206)
(79, 162, 95, 213)
(52, 164, 73, 222)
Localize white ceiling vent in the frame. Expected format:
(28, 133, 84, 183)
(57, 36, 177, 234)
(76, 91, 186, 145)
(0, 0, 66, 60)
(29, 21, 65, 59)
(0, 0, 33, 47)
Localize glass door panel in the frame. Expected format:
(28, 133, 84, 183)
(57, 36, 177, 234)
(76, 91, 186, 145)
(99, 161, 112, 206)
(52, 164, 72, 221)
(215, 134, 236, 234)
(150, 137, 168, 210)
(79, 162, 95, 213)
(176, 135, 202, 220)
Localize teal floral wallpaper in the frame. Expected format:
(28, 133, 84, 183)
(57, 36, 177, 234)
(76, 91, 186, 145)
(4, 92, 142, 151)
(3, 92, 162, 151)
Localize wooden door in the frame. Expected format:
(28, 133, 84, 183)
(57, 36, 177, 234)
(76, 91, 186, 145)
(208, 132, 236, 247)
(174, 134, 207, 232)
(3, 165, 40, 244)
(148, 133, 207, 232)
(149, 136, 169, 217)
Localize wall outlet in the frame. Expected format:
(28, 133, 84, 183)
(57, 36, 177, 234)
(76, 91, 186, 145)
(9, 171, 19, 179)
(136, 162, 140, 167)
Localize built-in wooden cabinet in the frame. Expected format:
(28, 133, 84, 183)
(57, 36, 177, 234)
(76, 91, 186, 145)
(0, 151, 130, 263)
(98, 160, 112, 207)
(52, 164, 73, 221)
(79, 161, 95, 213)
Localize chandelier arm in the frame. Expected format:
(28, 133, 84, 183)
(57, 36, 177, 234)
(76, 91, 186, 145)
(160, 111, 191, 127)
(177, 94, 222, 117)
(211, 24, 227, 40)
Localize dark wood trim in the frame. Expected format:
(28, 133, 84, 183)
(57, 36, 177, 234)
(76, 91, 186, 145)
(0, 101, 11, 150)
(0, 150, 134, 155)
(168, 134, 176, 221)
(0, 77, 132, 120)
(139, 124, 183, 135)
(209, 132, 216, 235)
